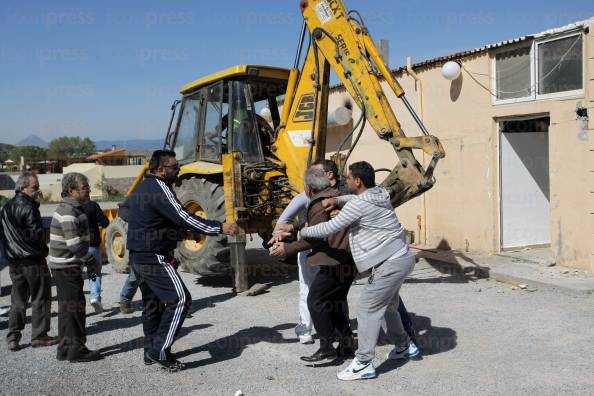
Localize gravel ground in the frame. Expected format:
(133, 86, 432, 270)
(1, 246, 593, 395)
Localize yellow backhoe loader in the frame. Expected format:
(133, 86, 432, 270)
(105, 0, 445, 291)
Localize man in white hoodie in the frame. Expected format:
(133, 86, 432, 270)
(299, 161, 418, 381)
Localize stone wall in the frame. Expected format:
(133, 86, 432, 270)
(105, 177, 136, 195)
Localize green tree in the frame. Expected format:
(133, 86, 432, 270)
(48, 136, 96, 158)
(8, 145, 48, 161)
(0, 143, 15, 163)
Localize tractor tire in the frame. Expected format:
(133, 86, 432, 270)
(105, 216, 130, 273)
(174, 177, 230, 275)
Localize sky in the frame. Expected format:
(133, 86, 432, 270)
(0, 0, 592, 145)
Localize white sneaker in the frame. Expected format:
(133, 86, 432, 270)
(337, 358, 377, 381)
(90, 299, 103, 314)
(387, 341, 420, 360)
(298, 333, 314, 344)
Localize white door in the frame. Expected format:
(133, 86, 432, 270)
(500, 118, 550, 249)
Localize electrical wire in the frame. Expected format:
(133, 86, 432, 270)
(340, 109, 366, 177)
(275, 30, 312, 141)
(347, 10, 365, 26)
(293, 21, 307, 69)
(334, 107, 364, 154)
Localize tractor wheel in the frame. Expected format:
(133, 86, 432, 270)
(105, 216, 130, 273)
(174, 177, 230, 275)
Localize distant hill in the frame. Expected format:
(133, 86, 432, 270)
(94, 139, 164, 151)
(16, 135, 48, 148)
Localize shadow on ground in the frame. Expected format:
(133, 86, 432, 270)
(175, 322, 297, 369)
(87, 289, 236, 334)
(98, 323, 212, 358)
(410, 313, 457, 356)
(192, 248, 298, 291)
(376, 312, 457, 375)
(409, 239, 490, 284)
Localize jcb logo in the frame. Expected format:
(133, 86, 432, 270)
(292, 94, 314, 123)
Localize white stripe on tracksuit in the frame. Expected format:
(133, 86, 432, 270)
(156, 254, 187, 361)
(155, 179, 221, 234)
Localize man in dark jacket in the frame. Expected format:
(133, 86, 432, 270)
(270, 167, 356, 362)
(127, 150, 239, 372)
(81, 199, 110, 313)
(0, 172, 57, 351)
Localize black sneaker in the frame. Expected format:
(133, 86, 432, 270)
(143, 355, 155, 365)
(144, 355, 185, 369)
(57, 348, 68, 361)
(68, 348, 102, 363)
(300, 347, 338, 363)
(168, 357, 186, 370)
(144, 352, 184, 372)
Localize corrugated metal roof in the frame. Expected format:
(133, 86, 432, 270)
(331, 17, 592, 91)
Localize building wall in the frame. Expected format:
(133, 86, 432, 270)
(63, 164, 144, 200)
(103, 165, 144, 179)
(326, 23, 593, 272)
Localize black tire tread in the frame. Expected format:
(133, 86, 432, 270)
(174, 177, 229, 275)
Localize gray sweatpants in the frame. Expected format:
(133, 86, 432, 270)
(356, 251, 415, 362)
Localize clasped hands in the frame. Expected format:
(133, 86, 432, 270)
(267, 198, 341, 257)
(267, 223, 293, 257)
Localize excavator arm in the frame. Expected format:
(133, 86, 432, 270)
(274, 0, 445, 207)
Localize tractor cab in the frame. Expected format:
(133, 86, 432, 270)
(165, 65, 290, 165)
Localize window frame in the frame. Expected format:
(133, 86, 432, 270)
(491, 41, 535, 105)
(492, 31, 585, 105)
(228, 80, 265, 164)
(534, 32, 584, 101)
(198, 81, 225, 164)
(171, 93, 201, 163)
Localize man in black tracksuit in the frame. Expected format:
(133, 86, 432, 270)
(127, 150, 238, 371)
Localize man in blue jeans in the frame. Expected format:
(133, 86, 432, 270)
(119, 270, 138, 314)
(82, 199, 110, 313)
(112, 198, 139, 314)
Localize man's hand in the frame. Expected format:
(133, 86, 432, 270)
(269, 242, 286, 257)
(322, 198, 337, 212)
(269, 222, 293, 244)
(329, 209, 340, 218)
(222, 222, 240, 235)
(267, 234, 286, 245)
